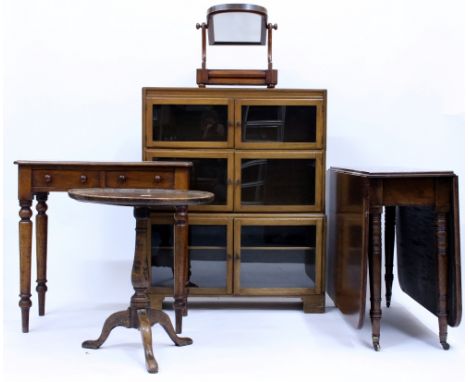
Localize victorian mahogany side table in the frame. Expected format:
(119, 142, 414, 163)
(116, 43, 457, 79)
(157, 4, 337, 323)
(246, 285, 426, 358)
(68, 188, 213, 373)
(327, 168, 461, 351)
(15, 160, 193, 333)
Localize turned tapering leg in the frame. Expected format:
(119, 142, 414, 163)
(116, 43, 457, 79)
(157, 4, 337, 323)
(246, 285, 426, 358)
(174, 206, 189, 334)
(369, 208, 383, 351)
(384, 206, 396, 308)
(435, 212, 450, 350)
(35, 193, 49, 316)
(19, 199, 33, 333)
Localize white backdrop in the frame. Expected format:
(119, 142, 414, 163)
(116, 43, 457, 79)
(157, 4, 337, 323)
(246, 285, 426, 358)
(2, 0, 465, 380)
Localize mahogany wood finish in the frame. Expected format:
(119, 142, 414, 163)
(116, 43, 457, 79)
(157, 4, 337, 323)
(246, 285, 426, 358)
(15, 161, 192, 333)
(384, 206, 396, 308)
(369, 207, 383, 351)
(18, 199, 33, 332)
(143, 88, 327, 313)
(174, 205, 189, 332)
(327, 167, 462, 351)
(195, 22, 278, 88)
(196, 69, 278, 88)
(436, 212, 449, 349)
(233, 150, 324, 212)
(67, 192, 212, 374)
(35, 192, 48, 316)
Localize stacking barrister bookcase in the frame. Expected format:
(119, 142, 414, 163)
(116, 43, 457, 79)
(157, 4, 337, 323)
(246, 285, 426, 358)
(142, 88, 327, 312)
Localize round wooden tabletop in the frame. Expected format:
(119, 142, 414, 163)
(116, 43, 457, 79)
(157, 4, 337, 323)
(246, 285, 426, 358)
(68, 188, 214, 207)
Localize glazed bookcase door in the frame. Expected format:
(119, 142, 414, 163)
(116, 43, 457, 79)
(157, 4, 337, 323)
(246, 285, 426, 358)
(145, 98, 234, 148)
(234, 150, 324, 212)
(234, 98, 324, 149)
(149, 214, 233, 295)
(233, 217, 324, 295)
(145, 149, 234, 211)
(142, 88, 328, 312)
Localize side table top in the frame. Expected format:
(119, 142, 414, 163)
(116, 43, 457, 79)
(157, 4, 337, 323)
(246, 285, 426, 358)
(68, 188, 214, 207)
(14, 160, 193, 168)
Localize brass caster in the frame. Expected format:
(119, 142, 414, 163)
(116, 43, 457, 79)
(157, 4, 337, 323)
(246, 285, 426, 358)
(372, 336, 381, 351)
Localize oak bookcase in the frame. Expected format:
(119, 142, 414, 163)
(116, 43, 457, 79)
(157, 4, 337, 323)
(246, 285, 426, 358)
(142, 87, 327, 312)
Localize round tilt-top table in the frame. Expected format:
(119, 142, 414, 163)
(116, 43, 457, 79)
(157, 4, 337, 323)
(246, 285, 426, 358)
(68, 188, 214, 373)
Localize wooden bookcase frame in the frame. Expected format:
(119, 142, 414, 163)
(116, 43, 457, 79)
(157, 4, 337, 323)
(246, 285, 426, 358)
(142, 87, 327, 313)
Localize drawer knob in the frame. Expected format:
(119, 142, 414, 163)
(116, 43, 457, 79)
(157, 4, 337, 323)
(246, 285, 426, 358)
(118, 175, 127, 183)
(80, 175, 87, 184)
(154, 175, 162, 183)
(44, 174, 52, 184)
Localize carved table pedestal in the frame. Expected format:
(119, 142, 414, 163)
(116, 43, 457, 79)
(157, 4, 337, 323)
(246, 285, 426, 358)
(68, 188, 213, 373)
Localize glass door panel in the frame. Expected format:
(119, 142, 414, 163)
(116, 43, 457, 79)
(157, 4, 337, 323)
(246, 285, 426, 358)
(145, 149, 234, 211)
(234, 218, 323, 294)
(150, 215, 233, 294)
(145, 98, 234, 148)
(235, 99, 324, 149)
(235, 151, 323, 212)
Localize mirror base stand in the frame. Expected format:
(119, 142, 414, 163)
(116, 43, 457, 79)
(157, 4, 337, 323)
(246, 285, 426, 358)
(196, 68, 278, 88)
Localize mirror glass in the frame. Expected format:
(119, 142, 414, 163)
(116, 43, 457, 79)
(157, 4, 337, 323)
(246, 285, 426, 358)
(210, 12, 264, 44)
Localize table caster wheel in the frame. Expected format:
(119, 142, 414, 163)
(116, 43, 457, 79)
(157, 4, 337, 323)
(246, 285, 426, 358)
(372, 336, 381, 351)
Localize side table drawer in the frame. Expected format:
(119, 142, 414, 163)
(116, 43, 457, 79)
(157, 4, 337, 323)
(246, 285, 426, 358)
(32, 170, 100, 190)
(105, 171, 174, 189)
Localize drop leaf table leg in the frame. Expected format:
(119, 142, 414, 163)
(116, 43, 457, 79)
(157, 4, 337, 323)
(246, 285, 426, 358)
(384, 206, 395, 308)
(435, 212, 450, 350)
(369, 207, 383, 351)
